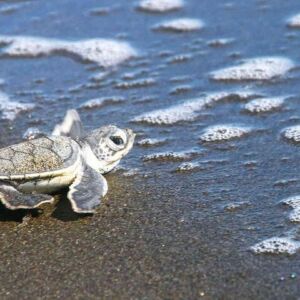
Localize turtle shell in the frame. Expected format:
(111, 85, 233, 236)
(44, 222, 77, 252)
(0, 136, 80, 179)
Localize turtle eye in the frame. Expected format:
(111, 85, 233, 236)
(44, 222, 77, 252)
(110, 136, 124, 146)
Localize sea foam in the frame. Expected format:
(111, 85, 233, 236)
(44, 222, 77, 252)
(137, 138, 167, 146)
(80, 96, 124, 109)
(143, 150, 197, 162)
(0, 35, 137, 68)
(210, 57, 294, 81)
(251, 237, 300, 255)
(0, 91, 34, 120)
(23, 127, 43, 140)
(133, 90, 258, 125)
(199, 124, 251, 142)
(244, 96, 286, 113)
(287, 14, 300, 28)
(175, 162, 200, 172)
(154, 18, 204, 32)
(115, 78, 156, 89)
(282, 125, 300, 142)
(138, 0, 184, 12)
(281, 196, 300, 223)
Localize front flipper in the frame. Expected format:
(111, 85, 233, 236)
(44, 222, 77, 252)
(52, 109, 85, 139)
(0, 184, 54, 210)
(68, 164, 108, 213)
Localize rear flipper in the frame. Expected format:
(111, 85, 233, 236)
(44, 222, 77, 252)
(0, 184, 54, 210)
(68, 164, 108, 213)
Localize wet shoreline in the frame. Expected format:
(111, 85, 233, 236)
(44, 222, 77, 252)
(1, 0, 300, 298)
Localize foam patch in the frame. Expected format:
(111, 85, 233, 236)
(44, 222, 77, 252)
(0, 91, 34, 120)
(210, 57, 294, 81)
(133, 90, 258, 125)
(143, 150, 197, 162)
(207, 38, 234, 47)
(282, 125, 300, 142)
(287, 14, 300, 28)
(199, 124, 251, 142)
(251, 237, 300, 255)
(137, 138, 167, 146)
(244, 96, 286, 113)
(281, 196, 300, 222)
(115, 78, 156, 89)
(154, 18, 204, 32)
(80, 96, 124, 109)
(0, 35, 137, 68)
(138, 0, 184, 12)
(175, 162, 200, 172)
(23, 127, 43, 140)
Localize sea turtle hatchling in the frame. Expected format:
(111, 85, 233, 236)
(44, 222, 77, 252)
(0, 110, 135, 213)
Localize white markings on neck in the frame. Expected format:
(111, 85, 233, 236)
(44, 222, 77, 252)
(81, 143, 107, 173)
(81, 143, 121, 174)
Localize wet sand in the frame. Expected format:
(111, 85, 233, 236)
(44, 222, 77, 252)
(0, 172, 300, 299)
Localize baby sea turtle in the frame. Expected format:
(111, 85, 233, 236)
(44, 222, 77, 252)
(0, 110, 135, 213)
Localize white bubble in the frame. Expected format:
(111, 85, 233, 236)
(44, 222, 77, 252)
(289, 208, 300, 223)
(282, 125, 300, 142)
(133, 90, 258, 125)
(138, 0, 184, 12)
(0, 4, 21, 14)
(143, 150, 196, 162)
(199, 124, 251, 142)
(287, 14, 300, 28)
(167, 54, 192, 64)
(251, 237, 300, 255)
(207, 38, 234, 47)
(282, 195, 300, 208)
(210, 57, 294, 81)
(115, 78, 156, 89)
(122, 168, 141, 177)
(281, 196, 300, 223)
(79, 96, 124, 109)
(175, 162, 200, 172)
(69, 39, 136, 67)
(0, 91, 34, 121)
(154, 18, 204, 32)
(244, 96, 286, 113)
(0, 35, 137, 68)
(23, 127, 43, 140)
(137, 138, 167, 146)
(89, 72, 109, 82)
(224, 201, 249, 211)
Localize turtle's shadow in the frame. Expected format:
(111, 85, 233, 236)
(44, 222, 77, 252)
(51, 192, 92, 222)
(0, 202, 40, 222)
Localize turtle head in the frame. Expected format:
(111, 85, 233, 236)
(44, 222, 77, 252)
(82, 125, 135, 173)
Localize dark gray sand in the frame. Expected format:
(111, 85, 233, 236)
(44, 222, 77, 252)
(1, 0, 300, 299)
(1, 172, 300, 299)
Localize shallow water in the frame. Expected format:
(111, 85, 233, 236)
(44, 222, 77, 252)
(1, 0, 300, 298)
